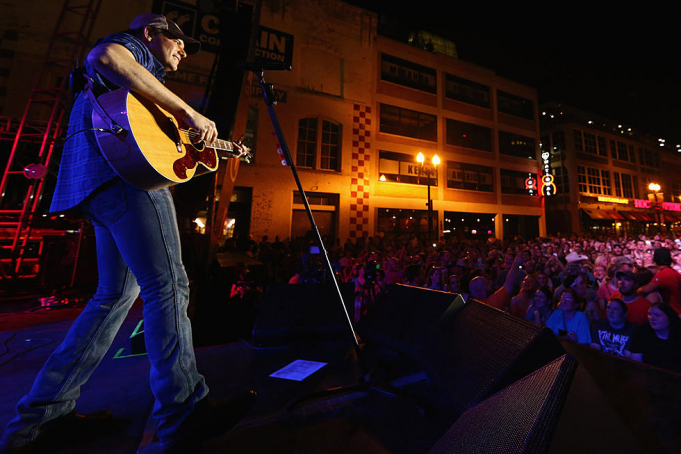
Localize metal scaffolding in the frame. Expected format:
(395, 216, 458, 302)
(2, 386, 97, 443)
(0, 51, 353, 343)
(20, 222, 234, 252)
(0, 0, 101, 280)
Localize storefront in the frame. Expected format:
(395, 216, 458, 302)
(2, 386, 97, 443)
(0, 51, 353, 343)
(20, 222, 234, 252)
(376, 208, 437, 242)
(443, 211, 495, 241)
(579, 196, 681, 235)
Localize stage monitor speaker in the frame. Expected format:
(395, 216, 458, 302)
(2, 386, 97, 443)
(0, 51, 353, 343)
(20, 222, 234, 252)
(545, 341, 673, 453)
(362, 284, 465, 349)
(429, 354, 578, 454)
(414, 299, 566, 415)
(252, 283, 355, 347)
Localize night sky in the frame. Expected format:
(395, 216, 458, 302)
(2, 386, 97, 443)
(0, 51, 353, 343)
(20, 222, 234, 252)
(345, 5, 681, 146)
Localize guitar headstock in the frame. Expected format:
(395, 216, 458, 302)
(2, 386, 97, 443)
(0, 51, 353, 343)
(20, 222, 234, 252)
(233, 136, 252, 162)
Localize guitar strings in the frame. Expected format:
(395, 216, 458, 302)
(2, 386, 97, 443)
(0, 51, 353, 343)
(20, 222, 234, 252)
(179, 128, 246, 155)
(180, 128, 228, 146)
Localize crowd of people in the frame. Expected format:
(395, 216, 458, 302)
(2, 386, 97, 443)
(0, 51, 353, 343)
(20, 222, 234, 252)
(238, 231, 681, 374)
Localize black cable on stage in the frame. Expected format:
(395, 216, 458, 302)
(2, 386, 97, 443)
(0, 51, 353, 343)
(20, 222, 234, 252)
(0, 335, 55, 367)
(0, 333, 15, 356)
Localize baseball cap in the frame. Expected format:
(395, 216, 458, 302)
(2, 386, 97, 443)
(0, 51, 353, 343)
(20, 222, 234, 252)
(130, 14, 201, 54)
(615, 269, 637, 283)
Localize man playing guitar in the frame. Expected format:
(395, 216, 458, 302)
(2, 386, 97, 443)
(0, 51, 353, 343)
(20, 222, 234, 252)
(0, 14, 255, 454)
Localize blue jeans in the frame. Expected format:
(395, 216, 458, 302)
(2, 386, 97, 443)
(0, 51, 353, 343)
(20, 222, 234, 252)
(0, 179, 208, 448)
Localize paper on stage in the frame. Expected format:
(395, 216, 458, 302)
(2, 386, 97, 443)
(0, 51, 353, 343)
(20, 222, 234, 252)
(270, 360, 327, 381)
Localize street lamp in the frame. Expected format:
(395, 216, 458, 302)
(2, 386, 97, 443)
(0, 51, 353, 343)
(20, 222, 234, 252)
(416, 152, 440, 244)
(648, 182, 665, 232)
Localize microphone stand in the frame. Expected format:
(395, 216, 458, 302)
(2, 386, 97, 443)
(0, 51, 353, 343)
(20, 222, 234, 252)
(246, 65, 424, 419)
(250, 66, 360, 356)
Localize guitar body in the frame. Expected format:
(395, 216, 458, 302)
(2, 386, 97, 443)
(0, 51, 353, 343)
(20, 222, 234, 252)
(92, 89, 219, 191)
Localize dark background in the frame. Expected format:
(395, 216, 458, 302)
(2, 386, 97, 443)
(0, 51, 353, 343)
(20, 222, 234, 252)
(344, 6, 681, 145)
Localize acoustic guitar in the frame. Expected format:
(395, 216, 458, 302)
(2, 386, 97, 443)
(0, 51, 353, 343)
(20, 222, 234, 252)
(91, 89, 251, 191)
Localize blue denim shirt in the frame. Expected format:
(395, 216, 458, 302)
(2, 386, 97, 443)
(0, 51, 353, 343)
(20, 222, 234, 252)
(50, 32, 166, 213)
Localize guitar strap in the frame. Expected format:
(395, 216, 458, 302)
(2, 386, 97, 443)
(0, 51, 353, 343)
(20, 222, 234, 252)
(80, 73, 124, 135)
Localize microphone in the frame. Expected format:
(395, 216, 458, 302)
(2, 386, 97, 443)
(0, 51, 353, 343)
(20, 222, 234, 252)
(240, 61, 292, 72)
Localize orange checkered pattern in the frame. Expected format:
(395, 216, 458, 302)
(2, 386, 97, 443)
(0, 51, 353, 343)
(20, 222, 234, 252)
(349, 104, 372, 238)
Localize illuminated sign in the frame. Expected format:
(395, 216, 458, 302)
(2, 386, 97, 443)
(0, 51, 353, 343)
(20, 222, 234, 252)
(598, 196, 629, 204)
(525, 174, 537, 196)
(634, 199, 681, 211)
(540, 151, 556, 196)
(541, 174, 556, 197)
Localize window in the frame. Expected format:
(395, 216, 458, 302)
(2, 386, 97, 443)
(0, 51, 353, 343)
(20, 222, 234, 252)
(639, 147, 659, 172)
(292, 192, 338, 240)
(553, 166, 569, 195)
(445, 74, 490, 108)
(379, 104, 437, 141)
(446, 118, 492, 151)
(577, 166, 611, 195)
(377, 208, 437, 240)
(446, 161, 494, 192)
(498, 130, 536, 160)
(610, 139, 636, 163)
(497, 90, 534, 120)
(296, 117, 341, 170)
(500, 168, 538, 196)
(614, 172, 639, 199)
(574, 129, 607, 156)
(379, 150, 438, 186)
(381, 53, 437, 94)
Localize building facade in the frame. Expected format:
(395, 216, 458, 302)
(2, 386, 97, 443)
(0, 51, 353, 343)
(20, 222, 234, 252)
(234, 0, 544, 245)
(0, 0, 547, 249)
(540, 102, 681, 237)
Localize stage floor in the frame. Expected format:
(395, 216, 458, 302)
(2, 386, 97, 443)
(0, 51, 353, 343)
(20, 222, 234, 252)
(0, 299, 450, 453)
(1, 294, 680, 453)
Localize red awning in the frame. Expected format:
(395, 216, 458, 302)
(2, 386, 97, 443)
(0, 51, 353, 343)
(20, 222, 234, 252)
(621, 211, 656, 221)
(619, 211, 638, 221)
(582, 209, 605, 220)
(602, 210, 625, 220)
(664, 212, 681, 223)
(582, 209, 625, 220)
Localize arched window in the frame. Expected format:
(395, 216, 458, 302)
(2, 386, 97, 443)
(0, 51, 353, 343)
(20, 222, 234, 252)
(296, 117, 342, 171)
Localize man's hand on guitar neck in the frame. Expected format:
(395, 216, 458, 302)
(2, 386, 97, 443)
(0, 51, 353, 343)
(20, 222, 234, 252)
(181, 109, 218, 146)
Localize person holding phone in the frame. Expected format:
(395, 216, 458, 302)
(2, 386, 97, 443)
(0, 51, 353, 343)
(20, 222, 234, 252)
(545, 288, 592, 344)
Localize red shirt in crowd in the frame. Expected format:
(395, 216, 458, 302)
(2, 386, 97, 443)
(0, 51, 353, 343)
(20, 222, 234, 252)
(610, 292, 651, 326)
(652, 267, 681, 315)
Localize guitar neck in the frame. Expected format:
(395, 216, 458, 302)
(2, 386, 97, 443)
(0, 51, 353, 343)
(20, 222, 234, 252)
(212, 138, 236, 152)
(178, 129, 241, 156)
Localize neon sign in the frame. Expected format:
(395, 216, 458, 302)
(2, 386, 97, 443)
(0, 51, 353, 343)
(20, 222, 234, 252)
(540, 151, 556, 196)
(598, 196, 629, 204)
(634, 199, 681, 211)
(525, 175, 537, 196)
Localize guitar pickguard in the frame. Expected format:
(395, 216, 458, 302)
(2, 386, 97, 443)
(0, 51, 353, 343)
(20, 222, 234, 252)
(173, 145, 218, 179)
